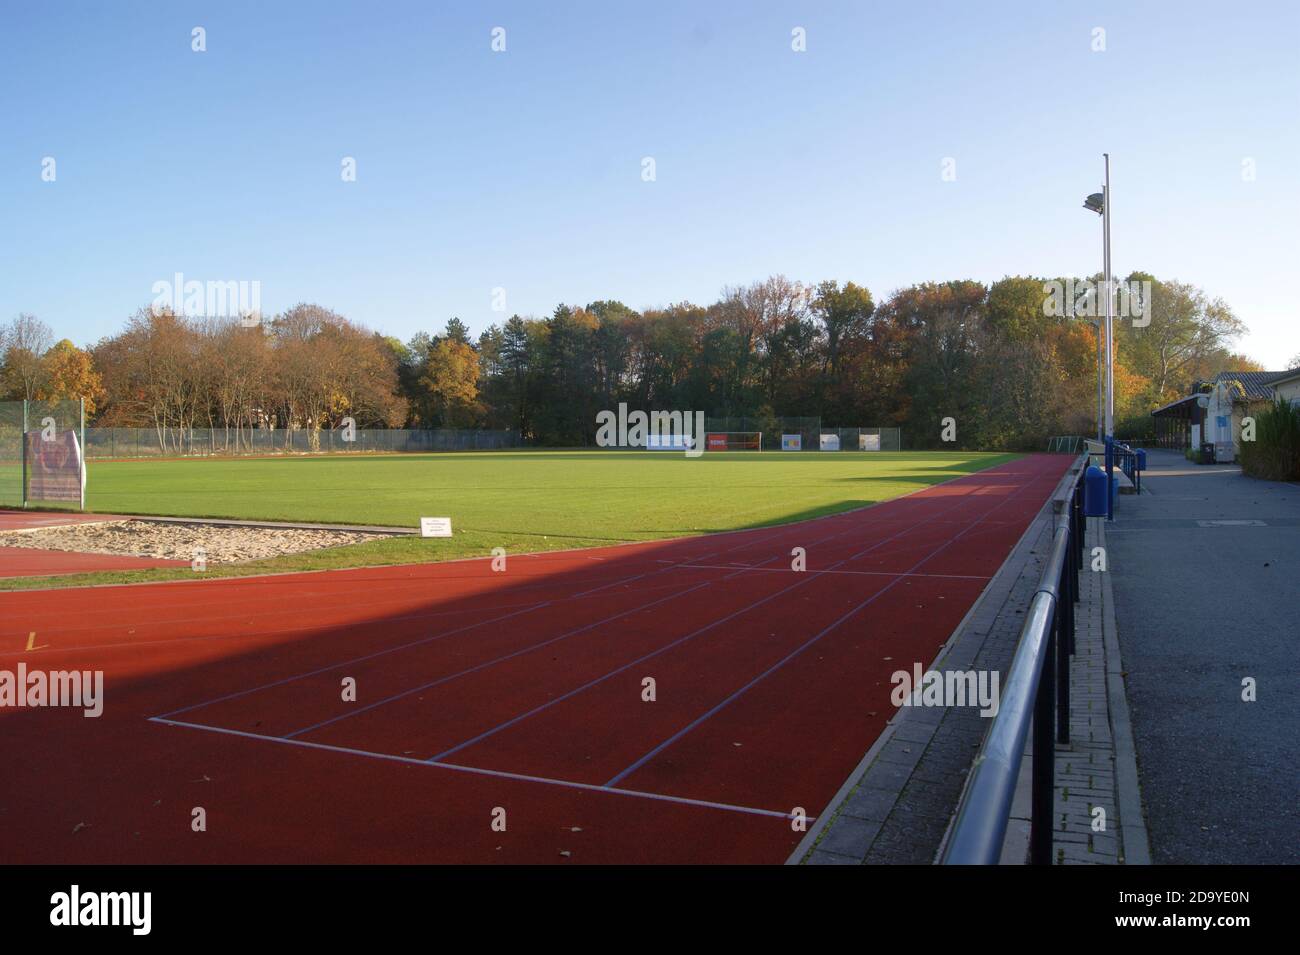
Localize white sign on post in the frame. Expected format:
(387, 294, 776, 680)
(419, 517, 453, 538)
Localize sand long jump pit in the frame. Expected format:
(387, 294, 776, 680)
(0, 518, 388, 563)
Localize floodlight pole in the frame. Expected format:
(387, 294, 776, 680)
(1093, 318, 1104, 442)
(1102, 154, 1114, 439)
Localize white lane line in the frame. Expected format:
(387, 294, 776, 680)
(152, 601, 551, 719)
(148, 716, 804, 821)
(282, 581, 713, 739)
(673, 563, 992, 581)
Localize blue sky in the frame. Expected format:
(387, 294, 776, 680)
(3, 0, 1297, 364)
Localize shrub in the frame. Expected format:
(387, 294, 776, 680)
(1240, 398, 1300, 481)
(1114, 413, 1157, 443)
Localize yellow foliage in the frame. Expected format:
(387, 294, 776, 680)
(37, 339, 106, 416)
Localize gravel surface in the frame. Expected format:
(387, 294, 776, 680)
(0, 520, 386, 563)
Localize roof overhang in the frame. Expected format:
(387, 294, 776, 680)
(1150, 395, 1202, 418)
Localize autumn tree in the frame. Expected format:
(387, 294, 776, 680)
(1117, 275, 1245, 403)
(37, 339, 106, 415)
(811, 280, 874, 419)
(1, 313, 54, 401)
(419, 338, 481, 428)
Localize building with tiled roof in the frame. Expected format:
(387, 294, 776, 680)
(1150, 369, 1297, 459)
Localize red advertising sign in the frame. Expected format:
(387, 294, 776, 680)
(706, 433, 729, 450)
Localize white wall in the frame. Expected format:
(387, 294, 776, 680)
(1273, 376, 1300, 407)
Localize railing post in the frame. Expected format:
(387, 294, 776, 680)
(1105, 437, 1114, 521)
(1071, 475, 1082, 572)
(1068, 495, 1078, 656)
(1031, 616, 1056, 865)
(1063, 527, 1074, 652)
(1056, 591, 1070, 745)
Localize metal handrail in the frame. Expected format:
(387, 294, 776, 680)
(1110, 439, 1141, 493)
(940, 455, 1087, 865)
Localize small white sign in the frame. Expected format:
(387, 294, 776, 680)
(420, 517, 453, 537)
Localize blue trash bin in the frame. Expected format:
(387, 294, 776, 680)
(1135, 449, 1147, 470)
(1084, 465, 1108, 516)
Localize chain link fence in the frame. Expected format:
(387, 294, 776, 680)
(81, 427, 524, 458)
(705, 417, 820, 451)
(592, 416, 901, 451)
(0, 399, 86, 507)
(1, 413, 901, 478)
(817, 427, 902, 451)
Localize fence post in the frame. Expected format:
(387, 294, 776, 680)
(21, 399, 28, 508)
(80, 398, 85, 511)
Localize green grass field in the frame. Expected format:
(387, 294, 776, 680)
(2, 450, 1019, 589)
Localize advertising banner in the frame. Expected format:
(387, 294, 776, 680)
(25, 429, 84, 502)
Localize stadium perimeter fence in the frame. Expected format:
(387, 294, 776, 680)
(90, 422, 898, 456)
(702, 417, 817, 451)
(700, 418, 900, 452)
(0, 399, 86, 508)
(81, 427, 525, 458)
(816, 427, 902, 452)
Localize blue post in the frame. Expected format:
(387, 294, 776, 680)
(1104, 437, 1114, 520)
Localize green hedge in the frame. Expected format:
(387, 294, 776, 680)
(1240, 398, 1300, 481)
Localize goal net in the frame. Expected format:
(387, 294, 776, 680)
(705, 431, 761, 452)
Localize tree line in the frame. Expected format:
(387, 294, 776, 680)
(0, 272, 1268, 451)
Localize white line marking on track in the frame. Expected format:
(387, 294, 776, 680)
(148, 716, 804, 821)
(153, 601, 551, 719)
(673, 563, 992, 581)
(281, 581, 714, 739)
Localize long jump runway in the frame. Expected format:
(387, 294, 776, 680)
(0, 454, 1070, 863)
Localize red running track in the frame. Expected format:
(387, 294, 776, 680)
(0, 455, 1070, 864)
(0, 510, 122, 532)
(0, 511, 186, 578)
(0, 547, 186, 579)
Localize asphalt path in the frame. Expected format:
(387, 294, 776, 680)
(1105, 449, 1299, 864)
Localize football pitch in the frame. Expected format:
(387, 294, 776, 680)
(5, 450, 1019, 586)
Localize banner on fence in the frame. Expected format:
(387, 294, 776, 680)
(781, 434, 802, 451)
(819, 434, 840, 451)
(646, 433, 691, 451)
(859, 433, 881, 451)
(25, 429, 85, 502)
